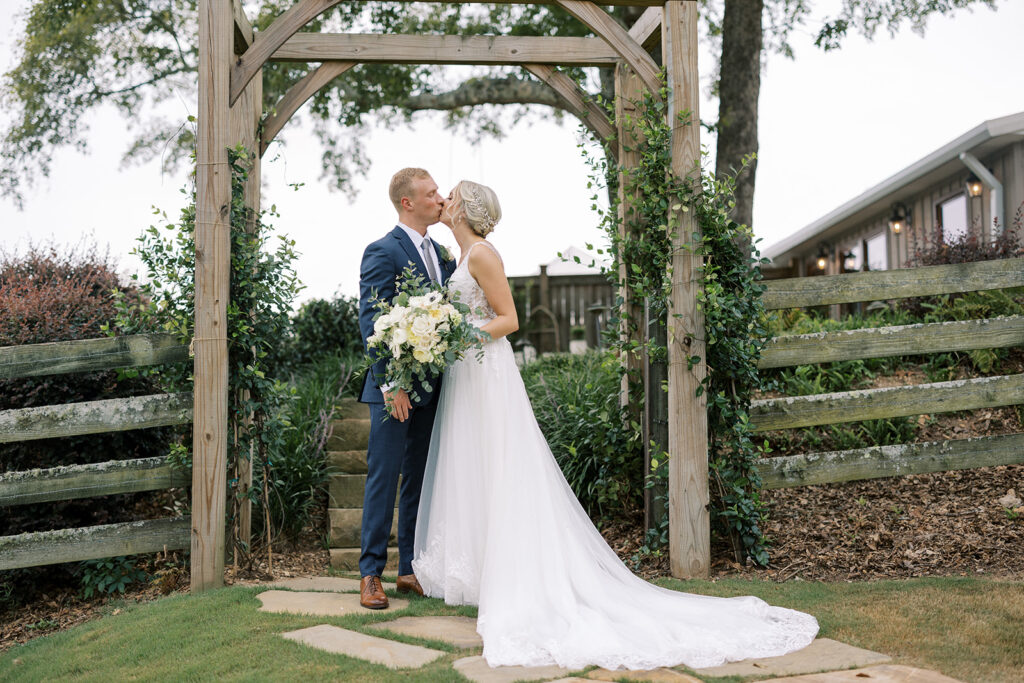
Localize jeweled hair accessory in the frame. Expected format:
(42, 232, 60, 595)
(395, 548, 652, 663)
(464, 184, 497, 234)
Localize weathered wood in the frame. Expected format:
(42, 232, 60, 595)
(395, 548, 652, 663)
(0, 334, 188, 380)
(270, 34, 623, 66)
(664, 0, 708, 580)
(0, 517, 190, 571)
(762, 257, 1024, 310)
(756, 433, 1024, 489)
(261, 61, 355, 157)
(628, 6, 662, 51)
(0, 457, 188, 507)
(556, 0, 662, 95)
(751, 373, 1024, 432)
(0, 393, 193, 444)
(194, 0, 232, 592)
(522, 64, 617, 148)
(232, 0, 253, 53)
(759, 316, 1024, 369)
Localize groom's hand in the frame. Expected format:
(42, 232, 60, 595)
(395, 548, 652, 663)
(384, 388, 411, 422)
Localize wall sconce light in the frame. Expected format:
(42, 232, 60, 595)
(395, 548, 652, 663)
(816, 245, 829, 271)
(966, 173, 984, 198)
(842, 250, 858, 272)
(888, 202, 910, 234)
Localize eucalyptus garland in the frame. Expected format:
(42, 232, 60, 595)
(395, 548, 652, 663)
(584, 75, 771, 566)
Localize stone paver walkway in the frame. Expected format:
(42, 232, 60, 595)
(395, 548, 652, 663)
(281, 624, 445, 669)
(257, 590, 409, 616)
(253, 576, 964, 682)
(367, 615, 482, 648)
(693, 638, 891, 679)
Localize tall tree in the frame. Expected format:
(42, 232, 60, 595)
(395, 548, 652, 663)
(1, 0, 1001, 224)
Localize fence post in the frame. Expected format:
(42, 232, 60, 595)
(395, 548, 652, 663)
(663, 0, 709, 579)
(193, 0, 233, 592)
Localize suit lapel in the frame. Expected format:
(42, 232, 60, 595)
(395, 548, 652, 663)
(391, 226, 430, 283)
(431, 239, 455, 285)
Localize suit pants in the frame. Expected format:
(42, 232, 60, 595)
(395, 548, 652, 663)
(359, 395, 438, 577)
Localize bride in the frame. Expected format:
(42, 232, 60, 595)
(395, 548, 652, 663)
(412, 180, 818, 671)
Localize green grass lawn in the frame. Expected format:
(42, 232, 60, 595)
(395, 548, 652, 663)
(1, 576, 1021, 682)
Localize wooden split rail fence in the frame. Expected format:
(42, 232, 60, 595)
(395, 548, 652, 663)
(0, 334, 193, 571)
(751, 257, 1024, 488)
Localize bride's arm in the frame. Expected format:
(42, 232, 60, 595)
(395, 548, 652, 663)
(468, 246, 519, 340)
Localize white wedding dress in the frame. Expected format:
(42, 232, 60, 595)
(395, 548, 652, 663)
(412, 240, 818, 671)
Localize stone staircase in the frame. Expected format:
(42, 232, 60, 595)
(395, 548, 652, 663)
(327, 398, 399, 570)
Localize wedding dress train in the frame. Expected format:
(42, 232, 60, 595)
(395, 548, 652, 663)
(412, 240, 818, 670)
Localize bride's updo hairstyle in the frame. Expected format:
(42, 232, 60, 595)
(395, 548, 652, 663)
(455, 180, 501, 237)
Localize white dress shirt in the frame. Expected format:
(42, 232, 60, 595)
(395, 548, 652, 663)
(397, 222, 443, 283)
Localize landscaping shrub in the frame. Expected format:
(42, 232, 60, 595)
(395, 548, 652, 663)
(272, 295, 363, 379)
(260, 352, 356, 546)
(520, 351, 643, 522)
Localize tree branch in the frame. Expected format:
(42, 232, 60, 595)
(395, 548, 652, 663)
(400, 76, 603, 136)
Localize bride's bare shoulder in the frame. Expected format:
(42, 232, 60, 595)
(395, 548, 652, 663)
(467, 240, 504, 272)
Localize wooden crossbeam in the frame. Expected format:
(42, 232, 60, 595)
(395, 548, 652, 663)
(0, 457, 188, 507)
(0, 333, 188, 380)
(556, 0, 661, 95)
(269, 34, 622, 66)
(261, 61, 356, 157)
(232, 0, 253, 53)
(521, 64, 617, 149)
(628, 6, 662, 51)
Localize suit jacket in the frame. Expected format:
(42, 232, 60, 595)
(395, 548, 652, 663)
(358, 226, 457, 404)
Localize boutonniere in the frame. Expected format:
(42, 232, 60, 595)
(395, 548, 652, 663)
(438, 244, 455, 264)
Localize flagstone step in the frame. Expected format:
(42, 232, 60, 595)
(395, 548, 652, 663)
(257, 590, 410, 616)
(329, 507, 397, 548)
(367, 616, 482, 649)
(335, 397, 370, 420)
(454, 655, 575, 683)
(760, 664, 963, 682)
(329, 473, 400, 509)
(329, 546, 399, 571)
(693, 638, 890, 679)
(281, 624, 444, 669)
(327, 450, 368, 474)
(267, 576, 395, 592)
(587, 668, 700, 681)
(328, 418, 371, 451)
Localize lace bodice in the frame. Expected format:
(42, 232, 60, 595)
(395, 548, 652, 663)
(448, 241, 502, 327)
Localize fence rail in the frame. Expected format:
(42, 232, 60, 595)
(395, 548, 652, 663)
(0, 333, 188, 379)
(759, 315, 1024, 369)
(0, 457, 188, 507)
(0, 392, 194, 444)
(755, 257, 1024, 488)
(761, 257, 1024, 310)
(0, 517, 191, 571)
(0, 333, 193, 572)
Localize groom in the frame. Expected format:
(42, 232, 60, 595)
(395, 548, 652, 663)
(357, 168, 456, 609)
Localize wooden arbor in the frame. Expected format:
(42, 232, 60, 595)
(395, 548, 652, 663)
(193, 0, 705, 591)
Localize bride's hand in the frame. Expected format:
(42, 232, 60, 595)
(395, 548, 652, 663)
(384, 388, 411, 422)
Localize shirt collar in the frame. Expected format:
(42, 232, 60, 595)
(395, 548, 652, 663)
(397, 222, 430, 248)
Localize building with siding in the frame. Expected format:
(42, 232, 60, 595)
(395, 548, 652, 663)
(763, 112, 1024, 278)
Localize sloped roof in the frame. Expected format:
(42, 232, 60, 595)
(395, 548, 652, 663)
(763, 111, 1024, 265)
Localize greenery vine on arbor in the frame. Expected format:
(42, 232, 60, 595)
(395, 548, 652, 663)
(113, 145, 302, 563)
(585, 74, 772, 566)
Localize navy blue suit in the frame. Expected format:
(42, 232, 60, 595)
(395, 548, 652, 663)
(358, 226, 456, 577)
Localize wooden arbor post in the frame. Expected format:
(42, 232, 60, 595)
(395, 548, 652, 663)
(663, 0, 708, 578)
(193, 0, 233, 592)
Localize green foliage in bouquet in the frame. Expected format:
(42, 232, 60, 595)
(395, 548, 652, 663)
(364, 266, 486, 406)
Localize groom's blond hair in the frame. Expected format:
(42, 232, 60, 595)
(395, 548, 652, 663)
(389, 168, 432, 211)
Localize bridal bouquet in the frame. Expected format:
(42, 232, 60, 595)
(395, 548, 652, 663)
(366, 267, 485, 405)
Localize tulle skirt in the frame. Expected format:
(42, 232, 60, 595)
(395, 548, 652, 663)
(412, 338, 818, 670)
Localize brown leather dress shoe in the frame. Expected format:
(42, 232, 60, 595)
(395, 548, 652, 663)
(396, 573, 424, 596)
(360, 575, 389, 609)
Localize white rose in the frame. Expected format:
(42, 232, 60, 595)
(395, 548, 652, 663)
(392, 326, 408, 345)
(408, 295, 428, 309)
(410, 315, 434, 338)
(413, 347, 433, 363)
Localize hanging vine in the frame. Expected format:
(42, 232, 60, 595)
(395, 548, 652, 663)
(583, 73, 772, 566)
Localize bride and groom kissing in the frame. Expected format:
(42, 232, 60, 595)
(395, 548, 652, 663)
(356, 167, 819, 670)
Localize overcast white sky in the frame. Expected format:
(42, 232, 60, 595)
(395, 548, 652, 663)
(2, 1, 1022, 303)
